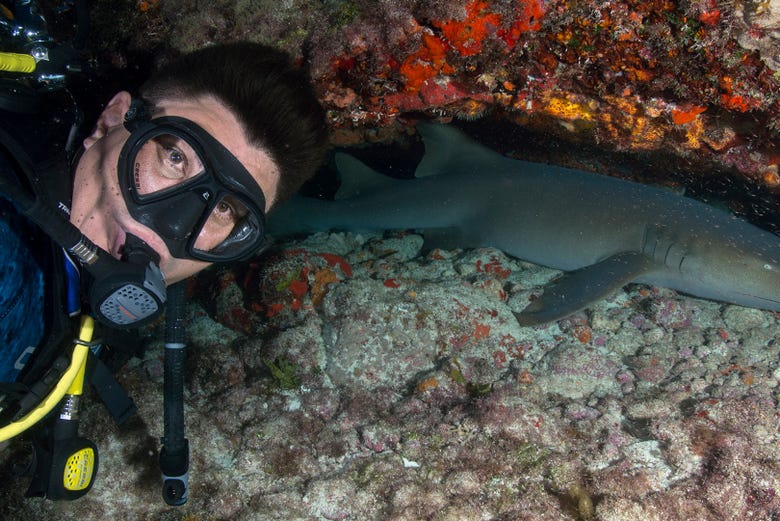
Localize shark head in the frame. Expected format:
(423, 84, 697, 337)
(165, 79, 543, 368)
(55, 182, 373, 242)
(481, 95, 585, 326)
(679, 225, 780, 311)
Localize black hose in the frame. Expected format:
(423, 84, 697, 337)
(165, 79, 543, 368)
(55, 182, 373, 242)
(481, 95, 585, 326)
(160, 281, 189, 506)
(164, 281, 186, 343)
(0, 163, 98, 265)
(162, 282, 186, 449)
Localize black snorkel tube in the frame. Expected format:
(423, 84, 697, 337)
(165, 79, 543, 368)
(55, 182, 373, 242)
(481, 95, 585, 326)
(159, 281, 189, 506)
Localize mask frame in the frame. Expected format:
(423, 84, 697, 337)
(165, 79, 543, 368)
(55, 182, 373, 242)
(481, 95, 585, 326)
(118, 102, 268, 263)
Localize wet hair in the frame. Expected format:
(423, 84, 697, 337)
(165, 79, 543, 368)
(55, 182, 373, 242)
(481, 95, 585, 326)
(139, 41, 328, 208)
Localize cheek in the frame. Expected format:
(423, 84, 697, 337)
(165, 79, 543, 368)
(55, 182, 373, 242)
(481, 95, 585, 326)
(92, 143, 124, 200)
(72, 145, 121, 221)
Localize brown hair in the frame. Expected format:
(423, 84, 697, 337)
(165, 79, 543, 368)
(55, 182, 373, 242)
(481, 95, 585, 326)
(140, 42, 328, 208)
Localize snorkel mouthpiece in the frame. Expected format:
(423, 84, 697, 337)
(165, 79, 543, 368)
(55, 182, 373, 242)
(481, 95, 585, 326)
(87, 234, 167, 328)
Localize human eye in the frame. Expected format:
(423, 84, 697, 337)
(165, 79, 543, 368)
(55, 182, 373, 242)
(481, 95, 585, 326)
(214, 200, 237, 224)
(153, 135, 200, 180)
(195, 196, 254, 253)
(212, 196, 248, 226)
(215, 200, 233, 220)
(165, 146, 185, 167)
(155, 144, 187, 179)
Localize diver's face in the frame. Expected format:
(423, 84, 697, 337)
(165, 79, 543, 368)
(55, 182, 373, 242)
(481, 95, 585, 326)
(71, 91, 280, 284)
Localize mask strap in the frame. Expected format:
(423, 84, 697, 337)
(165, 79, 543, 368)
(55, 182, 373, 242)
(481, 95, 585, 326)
(123, 98, 152, 130)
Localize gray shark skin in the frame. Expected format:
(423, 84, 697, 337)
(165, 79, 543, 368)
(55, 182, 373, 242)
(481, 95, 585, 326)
(267, 124, 780, 325)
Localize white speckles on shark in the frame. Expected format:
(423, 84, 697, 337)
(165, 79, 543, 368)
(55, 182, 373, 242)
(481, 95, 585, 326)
(267, 124, 780, 325)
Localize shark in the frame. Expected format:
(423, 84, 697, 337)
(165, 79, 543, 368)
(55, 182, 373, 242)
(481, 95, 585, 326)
(266, 123, 780, 325)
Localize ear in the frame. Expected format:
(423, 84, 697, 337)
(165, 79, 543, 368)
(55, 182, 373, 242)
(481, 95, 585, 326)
(83, 91, 132, 149)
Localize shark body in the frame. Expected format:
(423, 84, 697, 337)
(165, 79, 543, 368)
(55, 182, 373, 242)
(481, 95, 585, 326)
(267, 124, 780, 325)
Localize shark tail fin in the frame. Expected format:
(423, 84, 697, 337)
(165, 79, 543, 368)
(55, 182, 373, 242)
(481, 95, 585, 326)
(414, 123, 511, 178)
(334, 153, 405, 199)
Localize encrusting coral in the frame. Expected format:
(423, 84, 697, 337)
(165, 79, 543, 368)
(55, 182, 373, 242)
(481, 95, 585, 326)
(97, 0, 780, 189)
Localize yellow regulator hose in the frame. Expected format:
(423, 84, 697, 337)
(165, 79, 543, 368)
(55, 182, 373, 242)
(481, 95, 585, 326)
(0, 316, 94, 442)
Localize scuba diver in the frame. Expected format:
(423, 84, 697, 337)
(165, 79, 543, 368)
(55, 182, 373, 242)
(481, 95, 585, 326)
(0, 0, 328, 505)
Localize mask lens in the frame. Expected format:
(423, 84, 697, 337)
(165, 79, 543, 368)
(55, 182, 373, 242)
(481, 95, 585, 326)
(193, 194, 261, 256)
(133, 133, 205, 197)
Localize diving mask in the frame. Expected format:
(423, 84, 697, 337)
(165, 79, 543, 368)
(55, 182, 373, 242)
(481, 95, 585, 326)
(119, 100, 267, 263)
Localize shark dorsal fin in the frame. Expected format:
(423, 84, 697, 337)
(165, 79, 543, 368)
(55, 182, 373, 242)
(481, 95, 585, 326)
(334, 153, 404, 199)
(414, 123, 511, 178)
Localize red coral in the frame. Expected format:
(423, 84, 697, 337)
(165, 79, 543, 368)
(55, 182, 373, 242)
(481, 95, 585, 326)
(317, 252, 353, 278)
(718, 75, 764, 112)
(399, 32, 453, 92)
(498, 0, 545, 48)
(697, 0, 721, 25)
(698, 9, 720, 25)
(573, 324, 593, 344)
(288, 278, 308, 299)
(434, 0, 502, 57)
(475, 257, 511, 279)
(472, 320, 491, 340)
(419, 80, 474, 106)
(720, 94, 755, 112)
(265, 302, 286, 318)
(378, 80, 491, 114)
(671, 105, 707, 124)
(383, 278, 401, 288)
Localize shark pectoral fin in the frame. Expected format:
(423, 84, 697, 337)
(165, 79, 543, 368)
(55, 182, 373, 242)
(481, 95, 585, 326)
(514, 252, 654, 326)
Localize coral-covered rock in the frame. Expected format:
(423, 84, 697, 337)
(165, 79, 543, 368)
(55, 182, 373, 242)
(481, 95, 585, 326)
(93, 0, 780, 193)
(1, 244, 778, 519)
